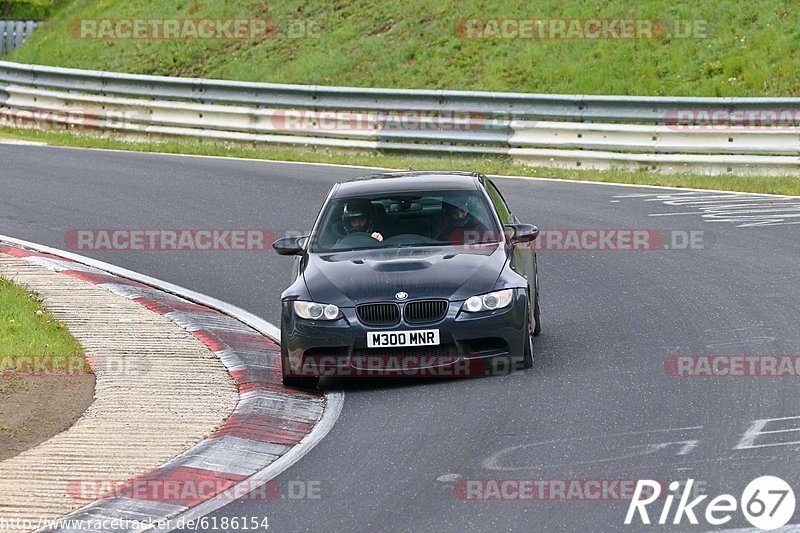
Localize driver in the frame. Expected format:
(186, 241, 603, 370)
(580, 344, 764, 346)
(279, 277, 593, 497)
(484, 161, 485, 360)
(342, 199, 384, 242)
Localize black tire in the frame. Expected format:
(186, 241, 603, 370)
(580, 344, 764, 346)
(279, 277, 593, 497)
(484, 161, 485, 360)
(532, 290, 542, 337)
(282, 374, 320, 390)
(519, 305, 534, 370)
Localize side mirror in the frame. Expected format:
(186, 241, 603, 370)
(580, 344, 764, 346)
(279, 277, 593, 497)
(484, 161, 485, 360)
(505, 224, 540, 244)
(272, 235, 307, 256)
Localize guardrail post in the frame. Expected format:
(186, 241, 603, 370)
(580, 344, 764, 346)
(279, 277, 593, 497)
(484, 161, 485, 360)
(0, 20, 38, 58)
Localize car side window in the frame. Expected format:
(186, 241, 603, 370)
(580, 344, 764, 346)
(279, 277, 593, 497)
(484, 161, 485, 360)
(486, 180, 512, 225)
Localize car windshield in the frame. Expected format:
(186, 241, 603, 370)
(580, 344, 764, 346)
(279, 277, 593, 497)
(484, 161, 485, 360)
(310, 190, 502, 252)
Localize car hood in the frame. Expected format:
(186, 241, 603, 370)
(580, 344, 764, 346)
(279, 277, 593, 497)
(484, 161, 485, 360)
(302, 244, 507, 306)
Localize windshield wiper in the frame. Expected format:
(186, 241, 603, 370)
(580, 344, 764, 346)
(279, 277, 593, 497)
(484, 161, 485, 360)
(386, 242, 450, 248)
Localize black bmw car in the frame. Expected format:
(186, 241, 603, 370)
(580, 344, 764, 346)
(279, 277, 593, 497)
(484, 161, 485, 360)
(272, 171, 541, 389)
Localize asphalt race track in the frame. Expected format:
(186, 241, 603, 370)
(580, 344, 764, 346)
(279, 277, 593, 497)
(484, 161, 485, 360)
(2, 144, 800, 531)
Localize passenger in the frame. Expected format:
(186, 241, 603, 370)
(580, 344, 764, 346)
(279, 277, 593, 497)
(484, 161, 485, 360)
(436, 196, 490, 244)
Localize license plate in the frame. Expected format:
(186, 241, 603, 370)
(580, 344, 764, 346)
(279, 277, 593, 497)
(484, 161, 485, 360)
(367, 329, 440, 348)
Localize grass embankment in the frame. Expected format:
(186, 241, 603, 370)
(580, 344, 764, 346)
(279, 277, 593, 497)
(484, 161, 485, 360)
(7, 0, 800, 96)
(0, 275, 92, 460)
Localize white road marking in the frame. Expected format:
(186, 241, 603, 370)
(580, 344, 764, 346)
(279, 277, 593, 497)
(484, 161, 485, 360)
(736, 416, 800, 450)
(0, 137, 46, 146)
(483, 426, 703, 471)
(704, 337, 777, 348)
(615, 191, 800, 227)
(641, 439, 700, 456)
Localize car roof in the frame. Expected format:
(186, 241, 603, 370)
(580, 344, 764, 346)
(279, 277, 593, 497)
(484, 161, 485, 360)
(334, 171, 484, 197)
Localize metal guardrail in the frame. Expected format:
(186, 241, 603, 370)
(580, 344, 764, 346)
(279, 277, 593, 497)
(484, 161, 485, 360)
(0, 21, 37, 57)
(1, 60, 800, 174)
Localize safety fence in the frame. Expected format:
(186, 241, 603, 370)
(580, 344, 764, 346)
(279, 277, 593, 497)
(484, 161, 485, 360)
(2, 60, 800, 174)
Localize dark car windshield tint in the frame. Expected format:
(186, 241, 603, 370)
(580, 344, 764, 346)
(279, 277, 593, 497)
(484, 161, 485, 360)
(310, 190, 502, 252)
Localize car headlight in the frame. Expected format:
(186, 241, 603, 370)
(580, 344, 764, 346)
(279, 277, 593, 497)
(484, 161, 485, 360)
(462, 289, 514, 313)
(293, 301, 342, 320)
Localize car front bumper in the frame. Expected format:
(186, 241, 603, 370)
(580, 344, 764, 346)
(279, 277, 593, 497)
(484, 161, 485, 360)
(280, 289, 529, 378)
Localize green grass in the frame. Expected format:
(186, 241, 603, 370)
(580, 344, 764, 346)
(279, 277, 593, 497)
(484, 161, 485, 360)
(0, 275, 86, 396)
(0, 0, 62, 19)
(7, 0, 800, 96)
(3, 126, 799, 196)
(0, 276, 85, 363)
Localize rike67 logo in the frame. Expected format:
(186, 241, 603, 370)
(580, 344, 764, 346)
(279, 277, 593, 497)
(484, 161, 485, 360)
(625, 476, 796, 530)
